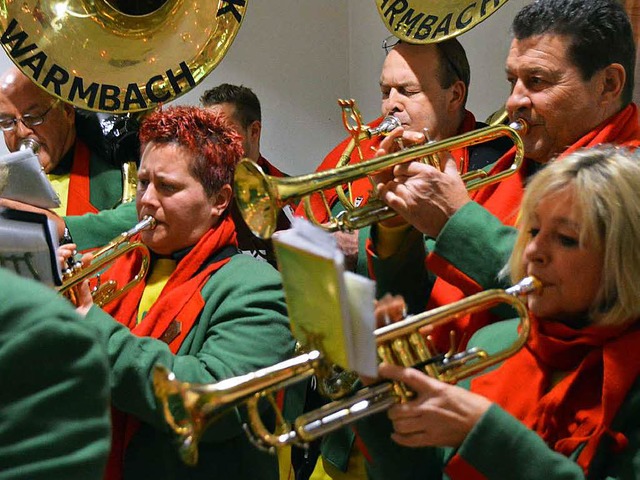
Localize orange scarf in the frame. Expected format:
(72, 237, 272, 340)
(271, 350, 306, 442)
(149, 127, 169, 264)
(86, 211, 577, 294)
(101, 215, 238, 480)
(66, 140, 98, 216)
(471, 317, 640, 474)
(423, 104, 640, 355)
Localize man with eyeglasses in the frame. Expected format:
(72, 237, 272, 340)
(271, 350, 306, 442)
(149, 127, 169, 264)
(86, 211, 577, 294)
(294, 37, 512, 278)
(293, 38, 513, 480)
(0, 66, 138, 247)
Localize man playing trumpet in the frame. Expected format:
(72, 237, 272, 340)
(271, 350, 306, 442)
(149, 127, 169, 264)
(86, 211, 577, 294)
(359, 146, 640, 479)
(369, 0, 640, 355)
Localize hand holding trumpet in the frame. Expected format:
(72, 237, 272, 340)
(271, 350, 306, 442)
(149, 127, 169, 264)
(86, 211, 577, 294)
(379, 362, 492, 448)
(57, 243, 95, 316)
(371, 127, 472, 237)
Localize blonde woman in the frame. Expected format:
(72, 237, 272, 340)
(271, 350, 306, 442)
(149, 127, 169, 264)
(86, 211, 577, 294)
(358, 146, 640, 479)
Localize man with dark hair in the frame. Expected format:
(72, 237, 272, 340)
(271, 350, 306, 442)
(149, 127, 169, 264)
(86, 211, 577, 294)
(354, 2, 640, 477)
(201, 83, 290, 266)
(359, 4, 640, 472)
(201, 83, 287, 177)
(295, 38, 511, 276)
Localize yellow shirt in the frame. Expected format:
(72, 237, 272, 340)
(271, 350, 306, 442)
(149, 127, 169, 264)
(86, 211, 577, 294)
(47, 172, 70, 216)
(136, 258, 177, 324)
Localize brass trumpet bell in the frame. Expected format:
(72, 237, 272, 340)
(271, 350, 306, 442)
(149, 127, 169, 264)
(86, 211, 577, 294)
(234, 119, 527, 239)
(154, 276, 540, 457)
(0, 0, 247, 112)
(59, 215, 156, 307)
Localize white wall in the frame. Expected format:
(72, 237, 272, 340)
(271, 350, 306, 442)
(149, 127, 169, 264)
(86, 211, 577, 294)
(0, 0, 530, 175)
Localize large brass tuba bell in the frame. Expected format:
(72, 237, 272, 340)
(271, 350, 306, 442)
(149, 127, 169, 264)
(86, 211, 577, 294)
(0, 0, 247, 113)
(153, 276, 540, 460)
(234, 119, 527, 239)
(375, 0, 510, 44)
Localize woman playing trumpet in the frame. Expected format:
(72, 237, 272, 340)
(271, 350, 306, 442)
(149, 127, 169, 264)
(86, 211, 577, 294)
(70, 106, 296, 480)
(358, 146, 640, 479)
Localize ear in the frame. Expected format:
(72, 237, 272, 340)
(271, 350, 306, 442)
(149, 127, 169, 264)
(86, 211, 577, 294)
(447, 79, 466, 112)
(210, 183, 233, 218)
(599, 63, 625, 105)
(249, 120, 261, 143)
(62, 103, 76, 125)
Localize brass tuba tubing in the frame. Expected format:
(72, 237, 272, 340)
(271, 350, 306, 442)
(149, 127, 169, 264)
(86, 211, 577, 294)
(234, 120, 527, 239)
(58, 215, 156, 307)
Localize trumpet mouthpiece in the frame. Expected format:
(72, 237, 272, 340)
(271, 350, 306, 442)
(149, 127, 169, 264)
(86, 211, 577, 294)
(509, 118, 529, 135)
(370, 116, 401, 136)
(506, 276, 541, 296)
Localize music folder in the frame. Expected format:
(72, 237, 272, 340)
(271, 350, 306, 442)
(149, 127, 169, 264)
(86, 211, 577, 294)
(273, 217, 377, 377)
(0, 147, 60, 209)
(0, 208, 62, 286)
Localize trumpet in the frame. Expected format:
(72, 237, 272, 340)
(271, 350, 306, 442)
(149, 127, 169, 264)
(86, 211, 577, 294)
(153, 276, 540, 461)
(234, 119, 527, 239)
(59, 215, 156, 307)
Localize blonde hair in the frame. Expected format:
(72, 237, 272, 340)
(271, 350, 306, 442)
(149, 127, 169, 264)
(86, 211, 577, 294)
(509, 146, 640, 326)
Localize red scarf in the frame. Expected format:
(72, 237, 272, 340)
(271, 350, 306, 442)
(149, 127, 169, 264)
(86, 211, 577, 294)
(471, 103, 640, 223)
(471, 317, 640, 474)
(423, 104, 640, 354)
(101, 215, 238, 480)
(66, 139, 98, 216)
(298, 111, 478, 224)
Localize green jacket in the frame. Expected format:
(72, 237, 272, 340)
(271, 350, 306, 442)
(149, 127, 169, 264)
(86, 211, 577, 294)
(85, 254, 297, 480)
(0, 268, 111, 480)
(357, 319, 640, 480)
(369, 202, 518, 315)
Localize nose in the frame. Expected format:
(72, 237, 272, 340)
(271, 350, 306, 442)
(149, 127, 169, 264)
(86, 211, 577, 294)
(505, 79, 531, 117)
(138, 183, 159, 209)
(383, 88, 403, 115)
(523, 235, 549, 267)
(13, 120, 35, 142)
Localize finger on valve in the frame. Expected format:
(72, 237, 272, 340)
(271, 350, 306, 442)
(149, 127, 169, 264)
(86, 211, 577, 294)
(374, 293, 407, 328)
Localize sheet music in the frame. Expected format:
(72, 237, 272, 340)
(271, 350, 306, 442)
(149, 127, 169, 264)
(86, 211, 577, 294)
(273, 217, 377, 377)
(0, 148, 60, 209)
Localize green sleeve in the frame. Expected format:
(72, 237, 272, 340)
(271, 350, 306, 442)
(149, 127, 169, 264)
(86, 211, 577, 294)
(355, 411, 445, 480)
(0, 269, 110, 480)
(450, 405, 586, 479)
(84, 255, 294, 441)
(431, 202, 518, 290)
(64, 201, 138, 251)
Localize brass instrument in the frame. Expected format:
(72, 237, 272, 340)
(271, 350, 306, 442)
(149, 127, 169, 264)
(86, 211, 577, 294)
(59, 216, 156, 307)
(153, 276, 540, 461)
(0, 1, 247, 113)
(234, 119, 527, 239)
(375, 0, 510, 44)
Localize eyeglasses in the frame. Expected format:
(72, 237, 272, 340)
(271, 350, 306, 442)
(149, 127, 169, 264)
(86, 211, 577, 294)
(382, 35, 401, 55)
(382, 35, 466, 86)
(0, 100, 60, 132)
